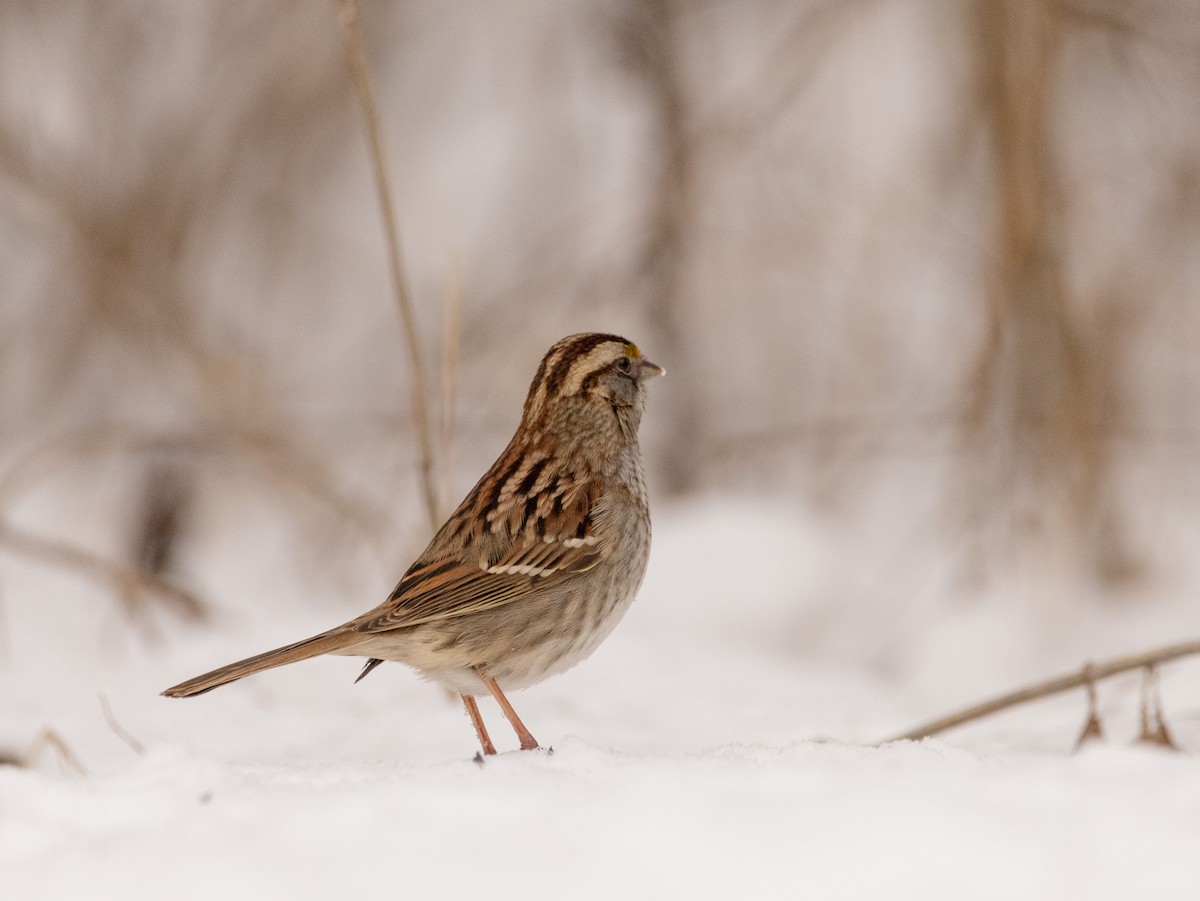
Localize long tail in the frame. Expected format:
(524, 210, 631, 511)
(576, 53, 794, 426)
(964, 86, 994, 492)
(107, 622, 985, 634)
(161, 630, 359, 698)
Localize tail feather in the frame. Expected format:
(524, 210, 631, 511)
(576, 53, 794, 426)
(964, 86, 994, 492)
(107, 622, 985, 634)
(162, 630, 357, 698)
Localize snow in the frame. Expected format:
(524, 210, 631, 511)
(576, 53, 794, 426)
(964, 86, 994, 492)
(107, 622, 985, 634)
(3, 497, 1200, 899)
(7, 741, 1198, 900)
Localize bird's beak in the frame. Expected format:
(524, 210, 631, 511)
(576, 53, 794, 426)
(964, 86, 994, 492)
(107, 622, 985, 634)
(639, 358, 665, 380)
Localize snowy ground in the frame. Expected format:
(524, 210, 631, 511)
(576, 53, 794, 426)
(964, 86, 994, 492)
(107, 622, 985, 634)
(3, 497, 1200, 899)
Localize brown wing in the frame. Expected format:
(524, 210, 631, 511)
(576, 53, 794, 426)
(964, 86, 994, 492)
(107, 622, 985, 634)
(349, 465, 603, 635)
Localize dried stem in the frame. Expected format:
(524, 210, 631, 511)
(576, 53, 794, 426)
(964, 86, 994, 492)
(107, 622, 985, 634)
(336, 0, 439, 531)
(0, 729, 87, 776)
(881, 639, 1200, 743)
(0, 518, 206, 623)
(1136, 665, 1178, 750)
(620, 0, 703, 493)
(39, 730, 87, 775)
(439, 257, 462, 519)
(1073, 662, 1104, 749)
(98, 692, 146, 755)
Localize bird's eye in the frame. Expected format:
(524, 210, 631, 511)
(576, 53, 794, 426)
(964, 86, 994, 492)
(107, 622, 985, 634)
(615, 357, 633, 375)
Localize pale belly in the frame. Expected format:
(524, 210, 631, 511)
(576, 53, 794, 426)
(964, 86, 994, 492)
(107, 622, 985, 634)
(340, 523, 650, 697)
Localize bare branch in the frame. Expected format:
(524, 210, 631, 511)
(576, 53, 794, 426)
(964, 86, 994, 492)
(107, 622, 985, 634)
(0, 422, 389, 551)
(881, 639, 1200, 744)
(336, 0, 439, 531)
(0, 518, 206, 623)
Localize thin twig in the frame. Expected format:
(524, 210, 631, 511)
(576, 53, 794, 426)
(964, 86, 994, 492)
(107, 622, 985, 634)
(1136, 665, 1178, 750)
(1073, 662, 1104, 750)
(439, 256, 462, 519)
(0, 518, 206, 622)
(881, 639, 1200, 743)
(35, 730, 88, 775)
(3, 730, 88, 776)
(336, 0, 439, 532)
(98, 693, 145, 755)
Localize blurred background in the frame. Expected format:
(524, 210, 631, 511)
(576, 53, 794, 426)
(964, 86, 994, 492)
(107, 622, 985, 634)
(3, 0, 1200, 687)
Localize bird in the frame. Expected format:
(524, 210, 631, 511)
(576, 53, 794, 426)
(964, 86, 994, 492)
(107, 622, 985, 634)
(163, 333, 663, 756)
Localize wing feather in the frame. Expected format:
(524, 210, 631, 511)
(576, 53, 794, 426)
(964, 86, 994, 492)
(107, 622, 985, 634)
(349, 472, 603, 635)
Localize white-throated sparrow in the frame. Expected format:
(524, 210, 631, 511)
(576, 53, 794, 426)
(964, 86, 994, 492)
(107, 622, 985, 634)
(164, 333, 663, 755)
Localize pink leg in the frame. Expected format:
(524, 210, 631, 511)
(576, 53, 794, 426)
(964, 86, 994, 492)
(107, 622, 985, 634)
(462, 694, 496, 756)
(477, 671, 540, 751)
